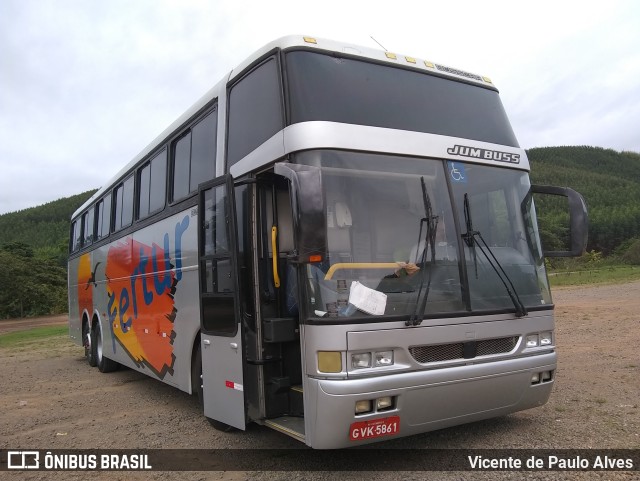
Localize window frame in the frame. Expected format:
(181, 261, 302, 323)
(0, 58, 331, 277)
(170, 104, 218, 204)
(226, 54, 285, 169)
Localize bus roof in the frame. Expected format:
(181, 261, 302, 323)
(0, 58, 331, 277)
(73, 35, 496, 219)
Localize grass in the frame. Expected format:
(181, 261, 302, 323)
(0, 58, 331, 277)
(0, 325, 68, 349)
(548, 265, 640, 287)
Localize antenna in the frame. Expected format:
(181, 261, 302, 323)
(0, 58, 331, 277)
(370, 36, 388, 52)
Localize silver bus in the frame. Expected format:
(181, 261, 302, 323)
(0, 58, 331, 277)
(68, 36, 588, 449)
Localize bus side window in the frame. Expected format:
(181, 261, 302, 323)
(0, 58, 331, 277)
(227, 57, 283, 168)
(82, 209, 94, 246)
(95, 193, 112, 239)
(113, 175, 134, 231)
(70, 220, 81, 252)
(171, 106, 217, 203)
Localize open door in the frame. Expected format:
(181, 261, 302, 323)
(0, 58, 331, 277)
(198, 175, 246, 430)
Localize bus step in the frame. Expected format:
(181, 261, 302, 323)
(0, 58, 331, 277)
(290, 385, 304, 416)
(264, 416, 305, 443)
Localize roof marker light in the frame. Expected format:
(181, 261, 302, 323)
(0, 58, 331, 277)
(385, 52, 397, 60)
(303, 36, 317, 44)
(483, 76, 493, 84)
(424, 61, 435, 69)
(405, 56, 416, 64)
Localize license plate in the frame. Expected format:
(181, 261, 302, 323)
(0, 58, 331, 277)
(349, 416, 400, 441)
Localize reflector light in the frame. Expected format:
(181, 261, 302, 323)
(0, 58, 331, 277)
(309, 254, 322, 263)
(318, 351, 342, 373)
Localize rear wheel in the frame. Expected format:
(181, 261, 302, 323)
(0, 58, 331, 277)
(83, 320, 97, 367)
(192, 344, 234, 432)
(92, 320, 118, 373)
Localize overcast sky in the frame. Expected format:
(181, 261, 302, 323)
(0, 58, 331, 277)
(1, 0, 639, 214)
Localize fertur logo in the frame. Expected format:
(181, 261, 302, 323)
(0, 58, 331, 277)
(105, 216, 189, 378)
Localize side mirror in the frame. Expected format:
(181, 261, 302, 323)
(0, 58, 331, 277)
(274, 162, 327, 263)
(531, 185, 588, 257)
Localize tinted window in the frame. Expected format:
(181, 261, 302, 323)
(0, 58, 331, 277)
(113, 185, 124, 231)
(114, 175, 134, 231)
(122, 175, 134, 227)
(149, 149, 167, 212)
(227, 58, 283, 166)
(138, 163, 151, 219)
(171, 107, 218, 202)
(139, 149, 167, 218)
(99, 193, 112, 238)
(286, 51, 518, 147)
(71, 220, 81, 252)
(201, 183, 236, 335)
(82, 209, 94, 245)
(172, 132, 191, 201)
(190, 110, 217, 191)
(203, 186, 229, 256)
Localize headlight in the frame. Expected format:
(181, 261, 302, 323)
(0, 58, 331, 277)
(351, 352, 372, 369)
(526, 334, 539, 348)
(375, 350, 394, 367)
(540, 331, 553, 346)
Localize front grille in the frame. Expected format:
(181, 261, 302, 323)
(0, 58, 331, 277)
(409, 336, 518, 364)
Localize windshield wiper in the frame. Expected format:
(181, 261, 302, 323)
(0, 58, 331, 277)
(407, 177, 438, 327)
(462, 193, 528, 318)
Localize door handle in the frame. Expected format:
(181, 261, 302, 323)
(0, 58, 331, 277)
(203, 339, 211, 346)
(230, 342, 238, 350)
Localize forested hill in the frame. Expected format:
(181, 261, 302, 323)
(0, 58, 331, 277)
(0, 190, 96, 260)
(527, 146, 640, 254)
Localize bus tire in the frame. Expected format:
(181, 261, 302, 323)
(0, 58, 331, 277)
(192, 344, 235, 433)
(92, 320, 118, 373)
(83, 320, 97, 367)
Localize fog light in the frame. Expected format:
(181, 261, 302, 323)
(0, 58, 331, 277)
(376, 396, 393, 410)
(352, 352, 372, 369)
(318, 351, 342, 373)
(540, 332, 553, 346)
(526, 334, 539, 348)
(375, 350, 394, 367)
(542, 371, 553, 382)
(355, 399, 372, 414)
(531, 373, 540, 384)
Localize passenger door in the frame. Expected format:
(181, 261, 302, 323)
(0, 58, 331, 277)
(198, 175, 246, 429)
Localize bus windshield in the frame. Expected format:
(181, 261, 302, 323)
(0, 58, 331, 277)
(285, 50, 519, 147)
(293, 150, 551, 321)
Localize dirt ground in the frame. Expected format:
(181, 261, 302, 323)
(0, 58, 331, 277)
(1, 282, 638, 480)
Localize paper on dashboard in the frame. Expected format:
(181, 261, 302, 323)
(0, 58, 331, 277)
(348, 281, 387, 316)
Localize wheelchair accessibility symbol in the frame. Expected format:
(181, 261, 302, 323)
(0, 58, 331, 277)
(447, 161, 467, 183)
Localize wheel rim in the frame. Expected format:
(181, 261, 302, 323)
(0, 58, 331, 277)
(96, 324, 103, 361)
(84, 328, 91, 354)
